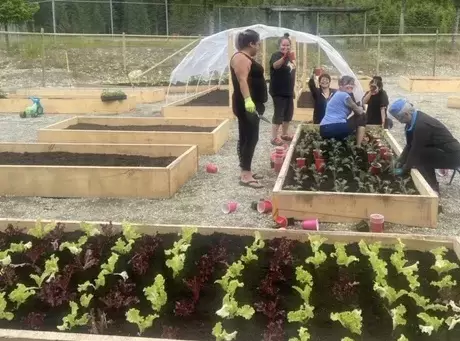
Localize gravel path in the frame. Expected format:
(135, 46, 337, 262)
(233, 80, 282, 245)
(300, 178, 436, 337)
(0, 78, 459, 236)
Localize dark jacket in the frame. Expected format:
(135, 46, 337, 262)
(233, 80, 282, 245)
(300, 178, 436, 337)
(308, 76, 337, 124)
(400, 111, 460, 170)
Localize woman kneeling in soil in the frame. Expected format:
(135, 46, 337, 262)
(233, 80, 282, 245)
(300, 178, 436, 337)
(269, 33, 296, 146)
(389, 98, 460, 194)
(319, 76, 366, 146)
(308, 68, 336, 124)
(230, 29, 268, 189)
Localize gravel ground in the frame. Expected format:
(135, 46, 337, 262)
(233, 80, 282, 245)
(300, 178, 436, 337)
(0, 78, 459, 236)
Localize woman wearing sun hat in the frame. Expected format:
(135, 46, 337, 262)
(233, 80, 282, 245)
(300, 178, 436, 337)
(388, 98, 460, 194)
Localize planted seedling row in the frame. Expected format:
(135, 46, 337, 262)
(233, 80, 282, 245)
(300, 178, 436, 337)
(284, 129, 418, 194)
(0, 221, 460, 340)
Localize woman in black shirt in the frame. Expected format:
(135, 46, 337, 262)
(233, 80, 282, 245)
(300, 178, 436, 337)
(230, 29, 267, 188)
(269, 33, 296, 146)
(363, 76, 390, 128)
(308, 69, 337, 124)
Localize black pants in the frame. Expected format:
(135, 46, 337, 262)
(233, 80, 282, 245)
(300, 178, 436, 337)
(413, 148, 460, 192)
(235, 103, 265, 172)
(272, 96, 294, 125)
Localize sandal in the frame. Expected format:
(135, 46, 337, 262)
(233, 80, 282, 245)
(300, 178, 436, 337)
(281, 135, 293, 141)
(271, 137, 284, 146)
(252, 173, 264, 180)
(239, 180, 264, 189)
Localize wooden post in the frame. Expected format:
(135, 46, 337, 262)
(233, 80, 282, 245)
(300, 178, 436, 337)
(228, 33, 234, 109)
(363, 11, 367, 46)
(376, 29, 381, 75)
(41, 28, 45, 87)
(291, 37, 297, 89)
(317, 34, 321, 68)
(433, 29, 439, 77)
(122, 32, 127, 73)
(301, 43, 307, 91)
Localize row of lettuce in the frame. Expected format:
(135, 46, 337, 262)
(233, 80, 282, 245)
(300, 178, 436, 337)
(0, 221, 459, 341)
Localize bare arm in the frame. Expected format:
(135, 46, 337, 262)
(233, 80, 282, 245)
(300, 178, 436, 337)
(362, 91, 372, 105)
(231, 54, 251, 99)
(380, 107, 386, 127)
(272, 55, 286, 69)
(345, 96, 364, 115)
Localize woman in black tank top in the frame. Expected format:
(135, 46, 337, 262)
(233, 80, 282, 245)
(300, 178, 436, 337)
(230, 29, 267, 189)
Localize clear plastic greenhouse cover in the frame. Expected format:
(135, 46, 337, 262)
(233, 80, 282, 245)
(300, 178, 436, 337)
(170, 24, 364, 100)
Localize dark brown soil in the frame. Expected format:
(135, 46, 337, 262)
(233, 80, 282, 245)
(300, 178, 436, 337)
(297, 90, 315, 108)
(180, 89, 229, 107)
(67, 123, 216, 133)
(1, 223, 459, 341)
(0, 152, 175, 167)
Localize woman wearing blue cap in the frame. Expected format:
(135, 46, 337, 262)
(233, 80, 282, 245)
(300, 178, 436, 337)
(319, 76, 366, 146)
(388, 98, 460, 194)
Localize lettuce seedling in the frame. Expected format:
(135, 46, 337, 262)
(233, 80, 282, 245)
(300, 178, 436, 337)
(306, 235, 328, 268)
(125, 308, 158, 335)
(212, 322, 237, 341)
(30, 254, 59, 287)
(0, 241, 33, 266)
(216, 280, 254, 319)
(8, 283, 37, 308)
(391, 304, 407, 330)
(431, 275, 457, 290)
(331, 243, 358, 267)
(95, 253, 120, 288)
(144, 274, 167, 312)
(0, 292, 14, 321)
(57, 301, 89, 331)
(241, 232, 265, 264)
(390, 239, 420, 290)
(373, 283, 407, 306)
(417, 312, 444, 336)
(111, 238, 135, 255)
(80, 222, 101, 237)
(408, 292, 448, 312)
(28, 219, 56, 239)
(79, 293, 93, 308)
(430, 247, 459, 276)
(59, 236, 88, 255)
(330, 309, 363, 335)
(397, 336, 408, 341)
(289, 327, 311, 341)
(165, 226, 198, 278)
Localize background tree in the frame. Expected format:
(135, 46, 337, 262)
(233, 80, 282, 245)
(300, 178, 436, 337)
(0, 0, 39, 48)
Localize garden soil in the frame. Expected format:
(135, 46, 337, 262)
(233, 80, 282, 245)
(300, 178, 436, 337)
(180, 89, 229, 107)
(0, 152, 176, 167)
(67, 123, 216, 133)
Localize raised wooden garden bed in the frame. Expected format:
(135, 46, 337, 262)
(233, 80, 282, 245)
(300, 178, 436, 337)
(447, 96, 460, 109)
(37, 117, 230, 155)
(161, 86, 233, 119)
(11, 88, 165, 104)
(399, 76, 460, 93)
(272, 124, 438, 228)
(0, 219, 459, 341)
(295, 90, 314, 122)
(0, 96, 136, 115)
(0, 142, 197, 198)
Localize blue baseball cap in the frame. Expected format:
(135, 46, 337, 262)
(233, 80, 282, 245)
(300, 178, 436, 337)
(389, 98, 412, 118)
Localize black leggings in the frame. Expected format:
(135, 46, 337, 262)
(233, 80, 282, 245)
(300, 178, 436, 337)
(413, 148, 460, 192)
(235, 103, 265, 172)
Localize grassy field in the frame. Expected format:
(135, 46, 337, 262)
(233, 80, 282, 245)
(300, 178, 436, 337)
(0, 33, 459, 88)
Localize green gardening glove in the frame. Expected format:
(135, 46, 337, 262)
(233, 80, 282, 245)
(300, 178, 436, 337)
(244, 97, 256, 113)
